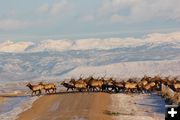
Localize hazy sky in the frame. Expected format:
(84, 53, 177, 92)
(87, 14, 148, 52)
(0, 0, 180, 41)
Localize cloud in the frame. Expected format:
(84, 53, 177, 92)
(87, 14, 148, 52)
(110, 14, 124, 22)
(80, 15, 95, 22)
(98, 0, 180, 22)
(37, 0, 74, 16)
(37, 3, 49, 13)
(0, 19, 31, 31)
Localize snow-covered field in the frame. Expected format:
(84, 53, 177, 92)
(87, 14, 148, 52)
(109, 94, 165, 120)
(64, 60, 180, 79)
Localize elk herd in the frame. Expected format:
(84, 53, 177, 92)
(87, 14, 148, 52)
(26, 75, 180, 96)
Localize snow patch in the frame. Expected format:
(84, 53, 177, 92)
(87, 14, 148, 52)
(110, 94, 165, 120)
(0, 96, 38, 120)
(64, 60, 180, 79)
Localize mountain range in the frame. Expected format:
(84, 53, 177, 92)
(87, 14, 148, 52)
(0, 32, 180, 84)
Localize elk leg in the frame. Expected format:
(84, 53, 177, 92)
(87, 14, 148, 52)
(48, 89, 51, 93)
(115, 87, 118, 93)
(92, 87, 94, 92)
(44, 89, 46, 93)
(39, 90, 41, 95)
(44, 89, 46, 94)
(31, 91, 34, 96)
(52, 89, 54, 93)
(67, 88, 69, 91)
(46, 89, 48, 93)
(142, 90, 145, 94)
(54, 88, 56, 93)
(48, 89, 50, 93)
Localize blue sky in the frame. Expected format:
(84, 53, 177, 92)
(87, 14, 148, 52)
(0, 0, 180, 41)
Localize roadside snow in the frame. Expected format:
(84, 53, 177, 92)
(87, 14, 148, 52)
(109, 94, 165, 120)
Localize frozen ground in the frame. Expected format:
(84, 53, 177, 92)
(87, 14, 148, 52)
(109, 94, 165, 120)
(0, 96, 38, 120)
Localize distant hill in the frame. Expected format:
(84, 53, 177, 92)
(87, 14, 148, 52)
(0, 32, 180, 83)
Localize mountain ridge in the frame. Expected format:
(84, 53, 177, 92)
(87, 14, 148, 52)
(0, 32, 180, 53)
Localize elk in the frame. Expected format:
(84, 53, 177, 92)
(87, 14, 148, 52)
(137, 79, 149, 93)
(141, 82, 156, 93)
(124, 82, 138, 93)
(70, 79, 87, 92)
(171, 93, 180, 104)
(39, 82, 56, 93)
(61, 81, 75, 92)
(26, 83, 44, 96)
(140, 79, 148, 86)
(140, 75, 151, 83)
(75, 75, 86, 83)
(102, 78, 116, 92)
(173, 83, 180, 92)
(113, 81, 125, 92)
(88, 77, 104, 92)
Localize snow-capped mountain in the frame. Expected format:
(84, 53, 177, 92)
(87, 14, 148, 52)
(0, 32, 180, 83)
(0, 32, 180, 53)
(0, 40, 34, 52)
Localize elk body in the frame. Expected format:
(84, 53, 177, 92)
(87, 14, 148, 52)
(26, 83, 44, 96)
(61, 81, 75, 91)
(113, 81, 124, 92)
(102, 78, 116, 92)
(173, 83, 180, 92)
(70, 79, 87, 92)
(124, 82, 138, 93)
(141, 82, 156, 93)
(39, 82, 56, 93)
(88, 79, 104, 92)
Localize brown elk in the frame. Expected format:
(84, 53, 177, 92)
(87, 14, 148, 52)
(171, 93, 180, 104)
(173, 83, 180, 92)
(87, 78, 104, 91)
(75, 75, 86, 83)
(61, 81, 75, 91)
(26, 83, 44, 96)
(140, 79, 148, 86)
(70, 79, 87, 92)
(140, 75, 151, 83)
(141, 82, 156, 93)
(102, 77, 117, 92)
(113, 81, 125, 92)
(39, 82, 56, 93)
(124, 82, 138, 93)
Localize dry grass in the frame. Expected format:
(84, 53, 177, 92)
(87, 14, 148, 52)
(104, 110, 134, 116)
